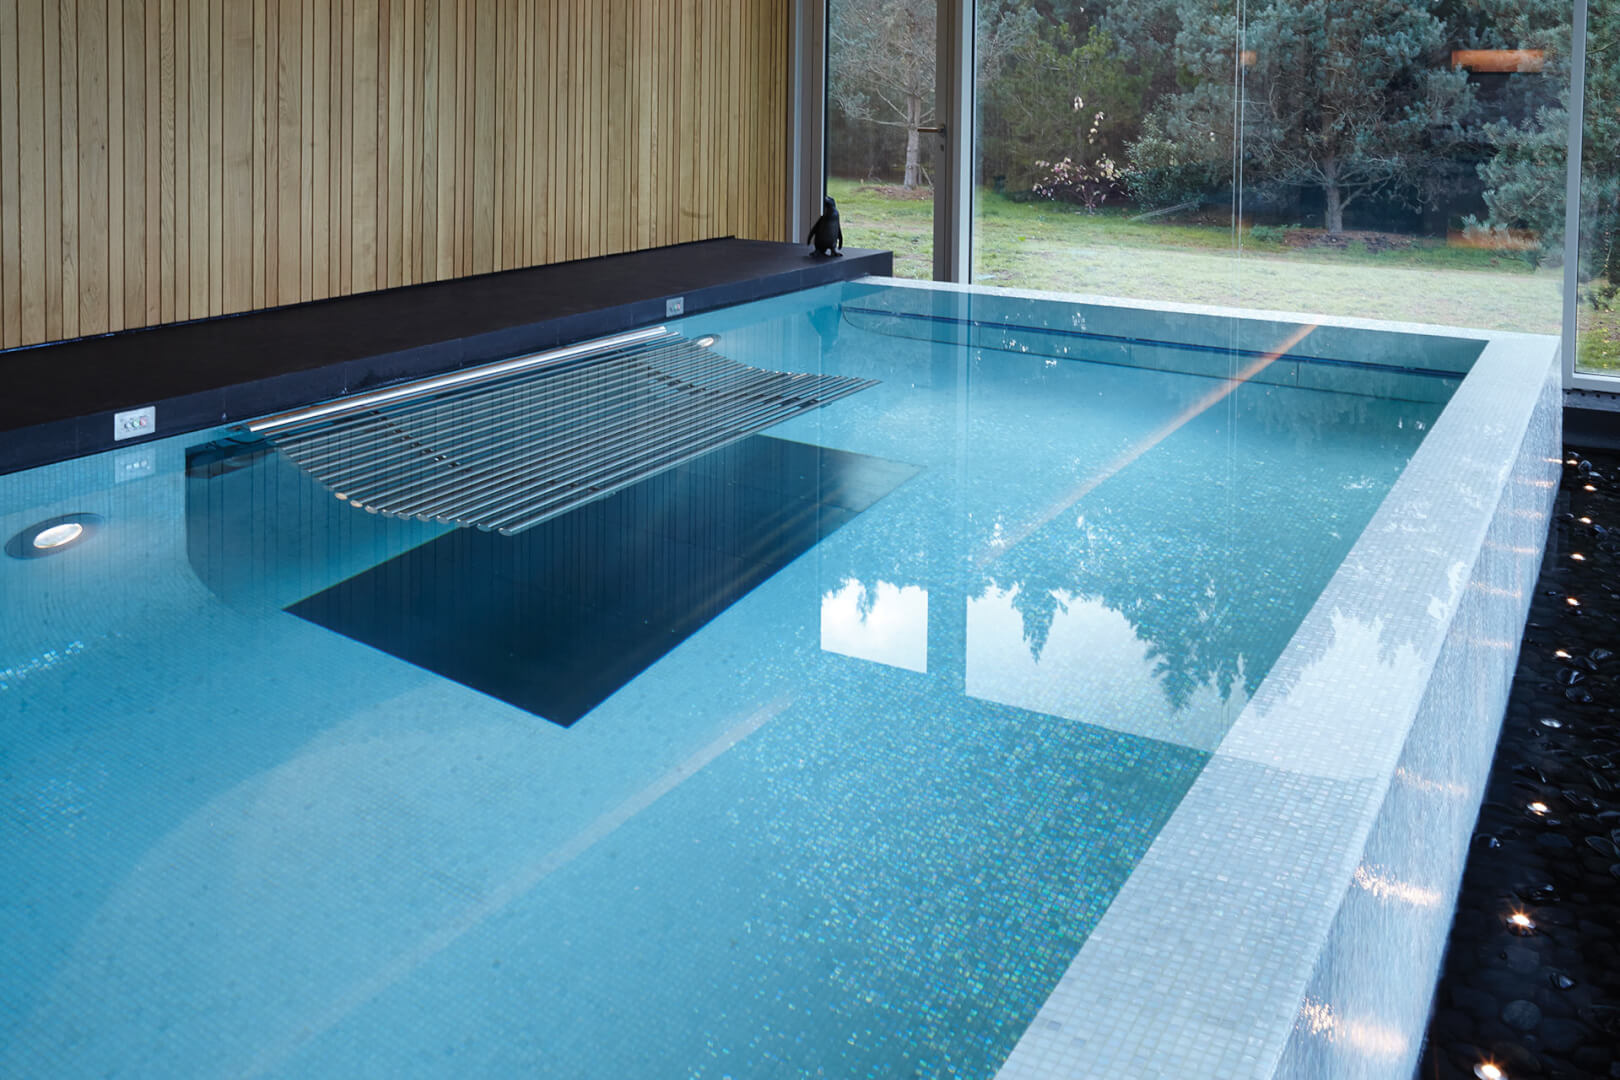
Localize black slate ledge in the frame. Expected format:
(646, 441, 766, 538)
(0, 237, 892, 475)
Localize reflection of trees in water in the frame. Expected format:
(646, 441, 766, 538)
(1003, 582, 1069, 663)
(978, 382, 1441, 712)
(846, 576, 881, 621)
(819, 495, 942, 611)
(806, 315, 1444, 714)
(982, 506, 1246, 712)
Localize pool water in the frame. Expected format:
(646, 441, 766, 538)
(1, 281, 1448, 1078)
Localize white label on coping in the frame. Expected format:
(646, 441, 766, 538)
(665, 296, 685, 317)
(113, 406, 156, 441)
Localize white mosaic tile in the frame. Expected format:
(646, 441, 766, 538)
(0, 278, 1557, 1078)
(948, 283, 1565, 1080)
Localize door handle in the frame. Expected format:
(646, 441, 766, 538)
(916, 126, 946, 135)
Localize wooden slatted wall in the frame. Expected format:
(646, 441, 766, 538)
(0, 0, 789, 349)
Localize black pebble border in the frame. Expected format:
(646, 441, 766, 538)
(1418, 446, 1620, 1079)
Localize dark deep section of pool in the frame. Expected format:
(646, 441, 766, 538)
(286, 435, 920, 725)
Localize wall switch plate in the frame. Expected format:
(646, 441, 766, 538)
(113, 406, 156, 441)
(665, 296, 684, 317)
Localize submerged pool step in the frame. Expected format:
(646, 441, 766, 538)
(249, 329, 877, 535)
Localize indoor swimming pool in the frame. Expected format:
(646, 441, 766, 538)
(0, 279, 1559, 1077)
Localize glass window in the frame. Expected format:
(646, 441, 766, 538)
(827, 0, 937, 278)
(969, 0, 1570, 339)
(971, 0, 1238, 301)
(1576, 0, 1619, 373)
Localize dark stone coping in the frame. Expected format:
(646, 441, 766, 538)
(0, 237, 892, 475)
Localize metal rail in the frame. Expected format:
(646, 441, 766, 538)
(247, 326, 674, 434)
(256, 330, 876, 535)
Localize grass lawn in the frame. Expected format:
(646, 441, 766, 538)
(1578, 293, 1620, 373)
(830, 177, 1573, 350)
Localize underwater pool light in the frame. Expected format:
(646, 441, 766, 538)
(695, 334, 720, 348)
(1528, 801, 1549, 814)
(1508, 911, 1536, 933)
(1566, 597, 1581, 606)
(1474, 1063, 1505, 1080)
(1572, 552, 1587, 561)
(5, 514, 103, 559)
(1584, 484, 1597, 492)
(1555, 649, 1571, 658)
(33, 522, 82, 549)
(1580, 516, 1593, 524)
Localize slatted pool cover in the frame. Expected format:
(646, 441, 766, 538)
(257, 329, 877, 535)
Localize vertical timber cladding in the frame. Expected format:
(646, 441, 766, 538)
(0, 0, 791, 350)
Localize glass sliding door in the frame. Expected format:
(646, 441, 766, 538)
(827, 0, 939, 278)
(1239, 0, 1567, 335)
(969, 0, 1243, 297)
(966, 0, 1571, 343)
(970, 0, 1241, 300)
(1575, 0, 1618, 374)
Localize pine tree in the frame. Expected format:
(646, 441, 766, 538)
(1469, 0, 1618, 285)
(1130, 0, 1473, 234)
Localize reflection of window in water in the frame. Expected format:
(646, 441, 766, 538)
(820, 578, 929, 673)
(965, 583, 1245, 754)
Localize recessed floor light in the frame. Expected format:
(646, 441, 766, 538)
(5, 514, 103, 559)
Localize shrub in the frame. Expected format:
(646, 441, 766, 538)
(1248, 224, 1296, 245)
(1033, 154, 1125, 213)
(1123, 114, 1224, 209)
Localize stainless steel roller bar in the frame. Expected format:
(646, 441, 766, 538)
(400, 352, 820, 522)
(435, 378, 830, 526)
(253, 331, 876, 535)
(357, 344, 755, 517)
(287, 339, 706, 492)
(248, 326, 673, 434)
(486, 380, 874, 534)
(276, 338, 701, 476)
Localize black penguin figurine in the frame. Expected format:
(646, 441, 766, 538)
(807, 196, 843, 257)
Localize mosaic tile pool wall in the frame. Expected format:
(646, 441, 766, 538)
(957, 281, 1562, 1079)
(1275, 349, 1561, 1078)
(0, 277, 1561, 1078)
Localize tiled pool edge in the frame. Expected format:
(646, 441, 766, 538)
(919, 282, 1562, 1078)
(1274, 352, 1561, 1076)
